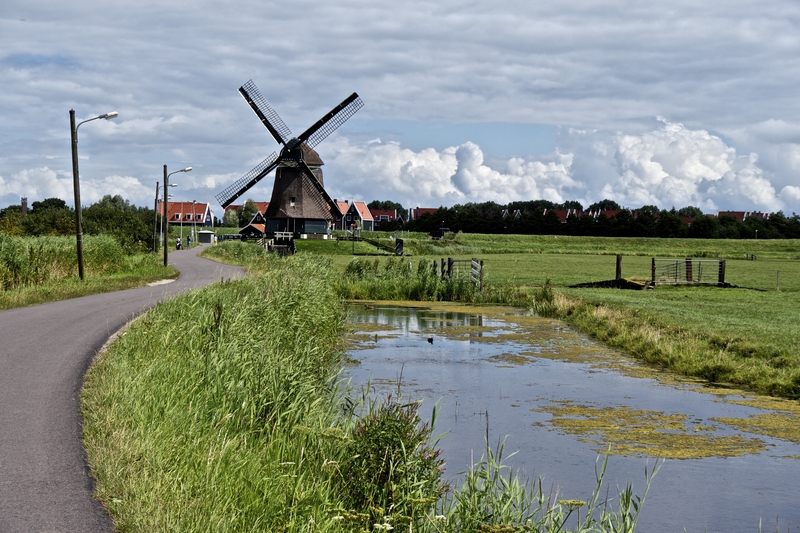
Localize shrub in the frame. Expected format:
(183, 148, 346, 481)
(340, 396, 447, 530)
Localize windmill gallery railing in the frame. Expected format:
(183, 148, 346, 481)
(433, 257, 485, 292)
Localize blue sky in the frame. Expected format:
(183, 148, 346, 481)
(1, 0, 799, 216)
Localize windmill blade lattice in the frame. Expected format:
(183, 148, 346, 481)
(215, 152, 279, 208)
(298, 92, 364, 148)
(239, 80, 292, 145)
(298, 160, 342, 216)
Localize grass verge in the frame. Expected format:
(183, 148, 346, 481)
(0, 253, 177, 310)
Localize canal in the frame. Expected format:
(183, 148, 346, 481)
(345, 302, 800, 533)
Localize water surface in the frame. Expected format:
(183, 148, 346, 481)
(345, 302, 800, 533)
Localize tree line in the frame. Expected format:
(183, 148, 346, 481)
(0, 196, 157, 252)
(395, 200, 800, 239)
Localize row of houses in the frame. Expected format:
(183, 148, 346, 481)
(225, 200, 406, 233)
(411, 206, 771, 226)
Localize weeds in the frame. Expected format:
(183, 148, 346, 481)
(339, 395, 448, 531)
(434, 440, 659, 533)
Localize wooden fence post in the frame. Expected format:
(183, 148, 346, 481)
(651, 258, 656, 284)
(615, 254, 622, 280)
(480, 260, 484, 292)
(685, 258, 693, 282)
(447, 257, 454, 278)
(718, 260, 726, 285)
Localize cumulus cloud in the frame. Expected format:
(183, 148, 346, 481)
(323, 137, 579, 207)
(0, 167, 72, 203)
(563, 120, 793, 213)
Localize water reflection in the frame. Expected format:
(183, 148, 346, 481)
(344, 302, 800, 533)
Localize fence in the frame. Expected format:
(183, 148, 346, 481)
(433, 257, 484, 291)
(651, 258, 726, 286)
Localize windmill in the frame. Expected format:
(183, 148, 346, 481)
(216, 80, 363, 236)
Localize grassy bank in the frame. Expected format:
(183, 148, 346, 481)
(84, 252, 655, 532)
(546, 286, 800, 398)
(0, 234, 177, 310)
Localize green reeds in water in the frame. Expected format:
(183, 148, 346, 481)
(431, 440, 660, 533)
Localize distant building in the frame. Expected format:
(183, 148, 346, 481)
(409, 207, 439, 220)
(343, 201, 374, 231)
(159, 201, 214, 227)
(370, 208, 399, 228)
(718, 211, 770, 221)
(224, 202, 269, 215)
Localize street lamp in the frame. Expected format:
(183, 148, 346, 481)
(153, 181, 176, 252)
(191, 200, 197, 247)
(70, 109, 118, 280)
(163, 165, 192, 266)
(162, 193, 174, 253)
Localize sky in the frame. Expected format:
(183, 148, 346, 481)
(2, 0, 800, 218)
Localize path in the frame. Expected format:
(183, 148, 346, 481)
(0, 245, 244, 532)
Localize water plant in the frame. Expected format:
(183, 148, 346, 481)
(338, 395, 448, 531)
(435, 440, 660, 533)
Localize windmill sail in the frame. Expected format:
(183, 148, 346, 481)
(239, 80, 292, 145)
(215, 152, 279, 208)
(299, 93, 363, 148)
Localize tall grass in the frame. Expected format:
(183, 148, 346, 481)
(201, 240, 270, 270)
(546, 287, 800, 398)
(83, 254, 348, 531)
(0, 234, 129, 290)
(337, 256, 534, 306)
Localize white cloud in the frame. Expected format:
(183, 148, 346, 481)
(325, 138, 578, 207)
(565, 120, 792, 212)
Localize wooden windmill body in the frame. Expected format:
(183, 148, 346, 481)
(216, 80, 363, 237)
(263, 145, 331, 234)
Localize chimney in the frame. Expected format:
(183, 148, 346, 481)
(21, 197, 28, 215)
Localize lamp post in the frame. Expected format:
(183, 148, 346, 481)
(162, 193, 174, 254)
(191, 200, 197, 247)
(70, 109, 118, 280)
(163, 165, 191, 266)
(153, 181, 176, 252)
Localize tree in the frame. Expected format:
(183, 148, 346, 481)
(0, 210, 23, 235)
(239, 199, 259, 227)
(21, 207, 75, 236)
(367, 200, 406, 216)
(587, 199, 621, 211)
(223, 209, 240, 228)
(83, 197, 152, 252)
(31, 197, 68, 213)
(557, 200, 583, 211)
(0, 204, 22, 218)
(678, 206, 705, 218)
(94, 194, 133, 211)
(655, 209, 686, 238)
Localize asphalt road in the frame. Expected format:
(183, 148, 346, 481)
(0, 245, 244, 532)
